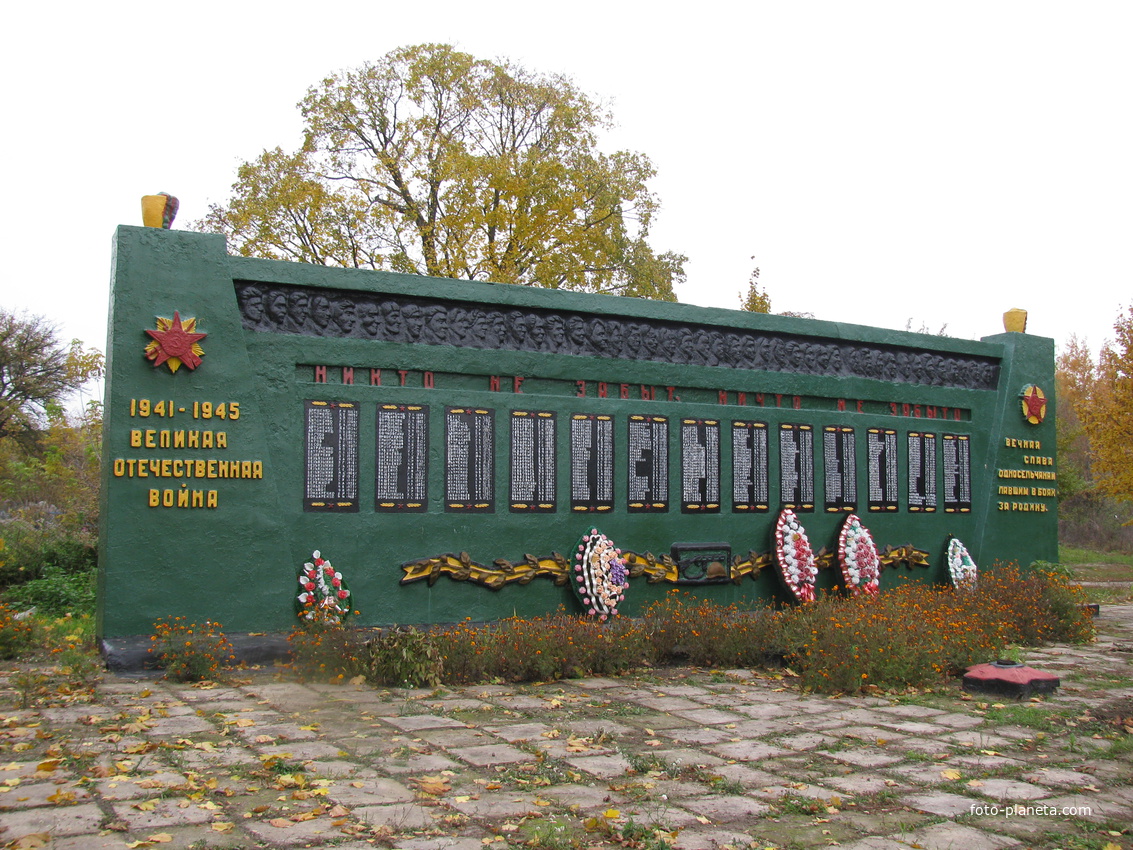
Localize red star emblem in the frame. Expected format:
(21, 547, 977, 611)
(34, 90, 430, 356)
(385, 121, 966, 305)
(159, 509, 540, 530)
(144, 312, 207, 373)
(1020, 385, 1046, 425)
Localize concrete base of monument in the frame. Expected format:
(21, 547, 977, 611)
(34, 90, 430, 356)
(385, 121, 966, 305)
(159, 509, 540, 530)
(101, 633, 293, 674)
(962, 659, 1060, 699)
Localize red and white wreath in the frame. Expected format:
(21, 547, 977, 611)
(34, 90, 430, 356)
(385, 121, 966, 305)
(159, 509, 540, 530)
(774, 509, 818, 603)
(946, 538, 978, 589)
(296, 550, 352, 623)
(837, 514, 880, 597)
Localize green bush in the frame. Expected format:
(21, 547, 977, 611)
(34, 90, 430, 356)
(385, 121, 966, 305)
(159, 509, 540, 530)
(365, 627, 443, 687)
(2, 564, 96, 617)
(0, 515, 96, 588)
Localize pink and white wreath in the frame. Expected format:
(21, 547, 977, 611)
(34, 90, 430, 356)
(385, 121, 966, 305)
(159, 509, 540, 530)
(572, 529, 628, 621)
(837, 514, 880, 597)
(774, 509, 818, 603)
(946, 538, 978, 589)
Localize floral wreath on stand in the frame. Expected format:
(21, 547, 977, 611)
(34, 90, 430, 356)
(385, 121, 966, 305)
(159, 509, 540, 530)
(946, 538, 978, 589)
(572, 528, 628, 621)
(296, 550, 352, 624)
(774, 509, 818, 603)
(837, 514, 881, 597)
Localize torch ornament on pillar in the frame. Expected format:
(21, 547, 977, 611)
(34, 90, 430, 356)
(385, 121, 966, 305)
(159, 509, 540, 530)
(141, 193, 179, 229)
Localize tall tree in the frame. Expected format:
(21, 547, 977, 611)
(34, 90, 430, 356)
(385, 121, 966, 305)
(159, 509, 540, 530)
(201, 44, 685, 300)
(1054, 334, 1097, 504)
(1079, 306, 1133, 506)
(739, 260, 772, 313)
(0, 310, 102, 445)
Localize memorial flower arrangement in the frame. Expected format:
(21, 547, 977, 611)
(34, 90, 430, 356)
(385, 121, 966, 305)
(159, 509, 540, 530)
(774, 509, 818, 602)
(296, 550, 352, 623)
(947, 538, 978, 589)
(837, 514, 881, 597)
(572, 528, 628, 621)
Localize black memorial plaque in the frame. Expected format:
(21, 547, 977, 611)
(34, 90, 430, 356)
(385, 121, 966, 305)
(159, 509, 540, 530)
(732, 420, 770, 512)
(510, 410, 556, 512)
(943, 433, 972, 513)
(908, 431, 938, 513)
(445, 407, 494, 512)
(627, 415, 669, 512)
(681, 418, 721, 513)
(571, 414, 614, 512)
(823, 426, 857, 513)
(779, 423, 815, 511)
(375, 403, 429, 512)
(303, 400, 359, 512)
(867, 428, 899, 513)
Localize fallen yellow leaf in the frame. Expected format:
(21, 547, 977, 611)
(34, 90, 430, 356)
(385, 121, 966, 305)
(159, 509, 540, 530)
(5, 833, 51, 849)
(412, 775, 451, 796)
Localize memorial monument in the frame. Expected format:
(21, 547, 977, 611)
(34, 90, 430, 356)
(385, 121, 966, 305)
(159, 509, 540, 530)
(99, 225, 1057, 647)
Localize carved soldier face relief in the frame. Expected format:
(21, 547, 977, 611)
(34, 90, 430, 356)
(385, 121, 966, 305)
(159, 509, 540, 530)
(358, 302, 382, 337)
(310, 295, 331, 331)
(402, 304, 424, 340)
(332, 299, 356, 333)
(380, 301, 403, 336)
(239, 286, 265, 323)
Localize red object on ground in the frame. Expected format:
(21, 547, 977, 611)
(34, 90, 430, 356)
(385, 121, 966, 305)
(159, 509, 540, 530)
(962, 660, 1060, 699)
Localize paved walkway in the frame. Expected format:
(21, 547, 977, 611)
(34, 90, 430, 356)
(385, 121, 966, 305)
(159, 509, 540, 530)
(2, 606, 1131, 850)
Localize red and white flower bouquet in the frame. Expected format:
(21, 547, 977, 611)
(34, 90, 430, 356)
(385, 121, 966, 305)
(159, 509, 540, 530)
(296, 550, 352, 623)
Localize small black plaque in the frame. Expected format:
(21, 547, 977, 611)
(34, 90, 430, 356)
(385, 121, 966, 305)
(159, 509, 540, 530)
(779, 423, 814, 511)
(303, 400, 359, 512)
(943, 433, 972, 513)
(867, 428, 899, 513)
(908, 431, 938, 513)
(510, 410, 556, 513)
(627, 415, 669, 512)
(571, 414, 614, 512)
(681, 418, 721, 513)
(375, 403, 429, 512)
(445, 407, 494, 512)
(732, 420, 770, 512)
(823, 425, 857, 513)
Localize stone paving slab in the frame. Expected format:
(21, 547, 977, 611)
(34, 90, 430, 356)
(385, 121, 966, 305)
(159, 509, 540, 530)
(0, 802, 107, 837)
(974, 777, 1052, 801)
(447, 743, 534, 766)
(705, 740, 794, 761)
(904, 790, 989, 816)
(905, 821, 1022, 850)
(382, 713, 469, 731)
(0, 781, 93, 809)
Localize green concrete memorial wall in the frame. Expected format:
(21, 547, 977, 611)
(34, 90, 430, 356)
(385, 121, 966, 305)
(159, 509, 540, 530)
(98, 225, 1057, 640)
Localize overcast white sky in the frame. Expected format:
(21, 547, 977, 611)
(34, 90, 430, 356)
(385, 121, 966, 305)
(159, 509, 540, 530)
(3, 1, 1130, 367)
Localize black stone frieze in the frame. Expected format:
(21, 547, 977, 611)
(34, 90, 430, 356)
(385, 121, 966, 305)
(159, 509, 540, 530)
(234, 281, 1000, 391)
